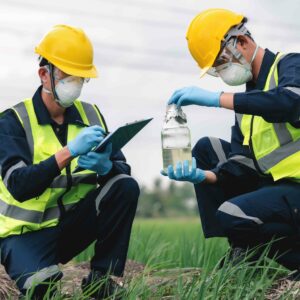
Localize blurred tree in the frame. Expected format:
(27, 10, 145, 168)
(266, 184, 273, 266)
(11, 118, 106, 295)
(136, 178, 198, 218)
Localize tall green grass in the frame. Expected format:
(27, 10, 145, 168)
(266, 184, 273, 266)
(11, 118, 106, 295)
(75, 218, 228, 271)
(21, 218, 292, 299)
(128, 218, 228, 271)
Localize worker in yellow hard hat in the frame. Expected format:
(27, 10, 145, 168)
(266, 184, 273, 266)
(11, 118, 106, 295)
(162, 8, 300, 276)
(0, 24, 139, 298)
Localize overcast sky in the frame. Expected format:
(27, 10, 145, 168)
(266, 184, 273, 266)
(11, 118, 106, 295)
(1, 0, 300, 187)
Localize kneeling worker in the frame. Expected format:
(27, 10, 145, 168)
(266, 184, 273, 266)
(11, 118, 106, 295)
(0, 25, 139, 299)
(162, 8, 300, 275)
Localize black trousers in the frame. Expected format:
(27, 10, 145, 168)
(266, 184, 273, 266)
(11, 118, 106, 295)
(193, 137, 300, 270)
(0, 174, 139, 296)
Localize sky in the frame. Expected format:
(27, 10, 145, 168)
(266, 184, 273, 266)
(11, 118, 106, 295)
(0, 0, 300, 187)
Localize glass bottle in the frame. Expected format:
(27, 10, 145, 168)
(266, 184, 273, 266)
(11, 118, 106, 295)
(161, 104, 192, 173)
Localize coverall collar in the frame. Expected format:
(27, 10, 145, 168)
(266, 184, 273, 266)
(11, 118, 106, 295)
(246, 49, 276, 91)
(32, 85, 83, 125)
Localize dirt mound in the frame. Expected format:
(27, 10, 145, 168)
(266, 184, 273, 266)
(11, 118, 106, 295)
(0, 266, 19, 299)
(266, 277, 300, 299)
(0, 260, 146, 298)
(2, 261, 297, 299)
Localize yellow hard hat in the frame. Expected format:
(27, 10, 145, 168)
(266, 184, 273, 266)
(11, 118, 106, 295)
(35, 24, 98, 78)
(186, 8, 244, 77)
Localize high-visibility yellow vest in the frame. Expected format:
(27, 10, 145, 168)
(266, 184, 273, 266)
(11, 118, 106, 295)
(237, 53, 300, 182)
(0, 98, 106, 238)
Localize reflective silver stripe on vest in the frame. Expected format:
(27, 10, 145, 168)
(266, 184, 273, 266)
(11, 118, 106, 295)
(3, 161, 27, 187)
(81, 101, 101, 126)
(95, 174, 132, 215)
(258, 137, 300, 172)
(273, 123, 293, 146)
(236, 113, 243, 129)
(43, 203, 76, 221)
(228, 155, 256, 170)
(13, 102, 34, 157)
(0, 198, 76, 223)
(218, 201, 263, 225)
(50, 173, 97, 188)
(0, 197, 42, 223)
(23, 265, 61, 289)
(208, 137, 227, 165)
(268, 65, 277, 89)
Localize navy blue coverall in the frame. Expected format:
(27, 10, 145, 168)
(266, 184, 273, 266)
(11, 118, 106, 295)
(193, 49, 300, 270)
(0, 86, 140, 296)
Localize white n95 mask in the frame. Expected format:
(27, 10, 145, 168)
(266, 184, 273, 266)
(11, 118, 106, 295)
(55, 76, 84, 108)
(215, 41, 259, 86)
(217, 62, 253, 86)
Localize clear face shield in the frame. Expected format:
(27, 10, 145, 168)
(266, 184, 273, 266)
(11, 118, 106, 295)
(207, 23, 254, 75)
(207, 37, 248, 77)
(44, 65, 90, 83)
(206, 24, 259, 86)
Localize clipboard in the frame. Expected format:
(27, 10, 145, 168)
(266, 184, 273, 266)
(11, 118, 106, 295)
(73, 117, 153, 173)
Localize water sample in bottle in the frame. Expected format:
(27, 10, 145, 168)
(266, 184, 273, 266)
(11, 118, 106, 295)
(161, 104, 192, 173)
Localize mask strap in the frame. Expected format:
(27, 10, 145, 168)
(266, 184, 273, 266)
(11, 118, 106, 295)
(48, 64, 61, 103)
(250, 44, 259, 65)
(42, 87, 52, 94)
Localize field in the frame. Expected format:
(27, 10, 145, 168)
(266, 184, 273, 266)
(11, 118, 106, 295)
(73, 218, 293, 299)
(3, 218, 297, 299)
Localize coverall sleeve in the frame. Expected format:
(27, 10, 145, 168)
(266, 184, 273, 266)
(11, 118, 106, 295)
(234, 53, 300, 123)
(0, 110, 60, 202)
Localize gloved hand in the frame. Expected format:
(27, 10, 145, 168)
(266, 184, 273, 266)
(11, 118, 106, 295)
(161, 157, 206, 184)
(168, 86, 221, 108)
(77, 143, 113, 175)
(68, 125, 105, 157)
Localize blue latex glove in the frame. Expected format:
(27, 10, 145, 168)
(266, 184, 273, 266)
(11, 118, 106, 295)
(68, 125, 105, 157)
(160, 157, 206, 184)
(168, 86, 221, 108)
(77, 143, 113, 175)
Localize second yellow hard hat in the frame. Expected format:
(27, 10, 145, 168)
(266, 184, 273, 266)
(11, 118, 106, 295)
(186, 8, 244, 77)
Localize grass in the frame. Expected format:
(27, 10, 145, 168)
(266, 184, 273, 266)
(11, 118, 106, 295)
(75, 218, 228, 271)
(21, 218, 293, 299)
(128, 218, 228, 270)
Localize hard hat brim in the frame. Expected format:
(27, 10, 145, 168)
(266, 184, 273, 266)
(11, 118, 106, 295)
(199, 66, 210, 78)
(58, 64, 98, 78)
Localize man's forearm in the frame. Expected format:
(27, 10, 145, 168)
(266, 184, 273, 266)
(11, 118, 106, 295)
(55, 146, 73, 170)
(220, 92, 234, 110)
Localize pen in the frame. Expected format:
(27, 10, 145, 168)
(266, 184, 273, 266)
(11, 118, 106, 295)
(76, 120, 90, 127)
(76, 120, 110, 136)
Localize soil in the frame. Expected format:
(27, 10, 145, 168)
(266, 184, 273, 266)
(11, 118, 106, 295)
(1, 261, 299, 299)
(0, 260, 146, 299)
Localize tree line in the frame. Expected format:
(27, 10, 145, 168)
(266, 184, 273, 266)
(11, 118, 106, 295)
(136, 178, 198, 218)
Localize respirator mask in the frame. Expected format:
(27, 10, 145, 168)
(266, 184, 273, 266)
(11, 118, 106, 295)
(43, 65, 87, 108)
(207, 24, 259, 86)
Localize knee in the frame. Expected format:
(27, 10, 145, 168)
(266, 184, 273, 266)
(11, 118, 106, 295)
(192, 137, 213, 169)
(115, 176, 140, 204)
(215, 206, 236, 234)
(192, 137, 211, 156)
(216, 201, 260, 237)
